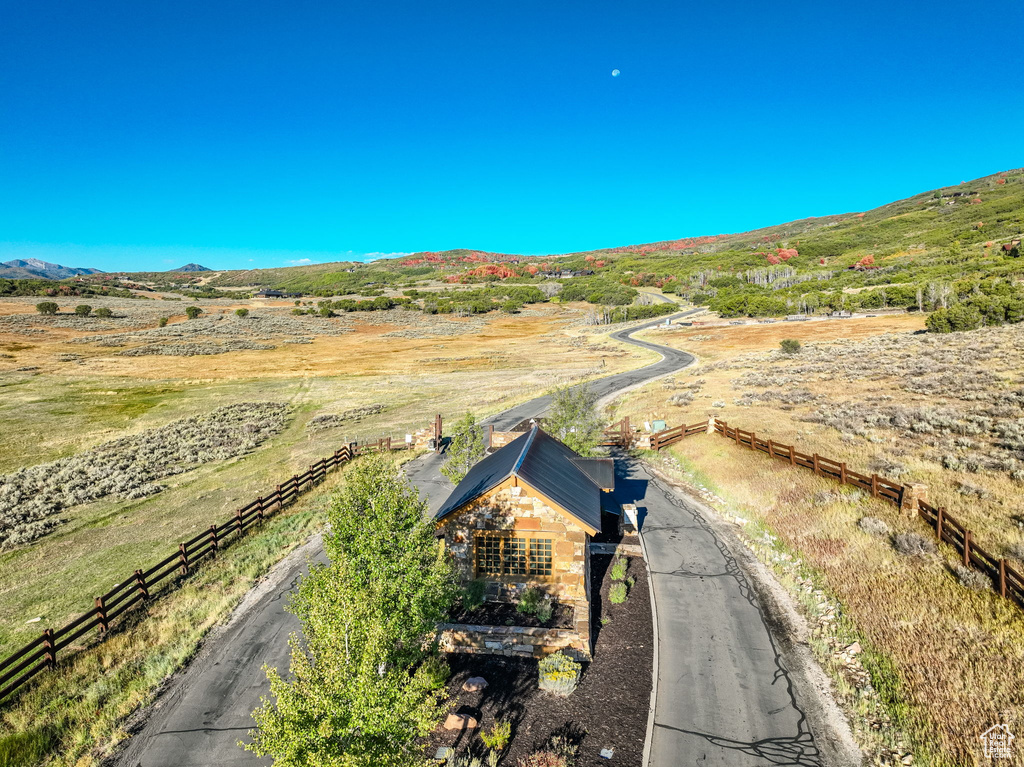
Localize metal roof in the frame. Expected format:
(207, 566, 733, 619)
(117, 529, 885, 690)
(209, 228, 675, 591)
(435, 426, 603, 533)
(569, 458, 615, 491)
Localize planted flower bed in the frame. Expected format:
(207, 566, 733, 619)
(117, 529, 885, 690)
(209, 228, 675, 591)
(429, 553, 653, 766)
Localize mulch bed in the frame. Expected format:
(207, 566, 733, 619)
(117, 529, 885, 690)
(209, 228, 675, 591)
(427, 553, 653, 766)
(448, 600, 575, 629)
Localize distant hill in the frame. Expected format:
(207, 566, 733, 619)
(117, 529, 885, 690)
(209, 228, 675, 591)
(168, 263, 213, 272)
(0, 258, 104, 280)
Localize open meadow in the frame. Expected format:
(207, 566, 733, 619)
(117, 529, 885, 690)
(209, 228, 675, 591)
(614, 313, 1024, 765)
(0, 294, 655, 658)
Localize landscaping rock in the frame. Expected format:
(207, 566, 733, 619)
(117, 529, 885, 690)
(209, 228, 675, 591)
(443, 713, 478, 730)
(462, 676, 488, 692)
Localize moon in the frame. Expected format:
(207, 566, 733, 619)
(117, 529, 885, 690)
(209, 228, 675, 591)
(611, 69, 620, 77)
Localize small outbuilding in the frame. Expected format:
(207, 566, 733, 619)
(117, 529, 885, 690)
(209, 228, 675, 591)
(435, 425, 612, 658)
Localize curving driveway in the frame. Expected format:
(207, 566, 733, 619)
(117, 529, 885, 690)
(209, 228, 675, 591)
(115, 309, 847, 767)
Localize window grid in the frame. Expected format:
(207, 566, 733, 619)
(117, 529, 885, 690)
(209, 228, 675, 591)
(475, 535, 554, 578)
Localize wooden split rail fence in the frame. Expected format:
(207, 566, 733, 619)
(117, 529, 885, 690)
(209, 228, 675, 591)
(633, 416, 1024, 613)
(707, 419, 1024, 612)
(0, 415, 444, 704)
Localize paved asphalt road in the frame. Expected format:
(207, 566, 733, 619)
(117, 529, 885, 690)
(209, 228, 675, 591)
(115, 308, 825, 767)
(614, 457, 824, 766)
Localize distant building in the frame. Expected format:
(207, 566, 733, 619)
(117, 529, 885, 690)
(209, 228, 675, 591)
(254, 289, 285, 298)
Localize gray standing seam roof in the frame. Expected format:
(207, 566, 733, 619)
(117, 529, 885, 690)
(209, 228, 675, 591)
(435, 426, 603, 533)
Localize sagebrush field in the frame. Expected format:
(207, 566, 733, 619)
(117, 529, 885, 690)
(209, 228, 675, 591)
(0, 294, 653, 657)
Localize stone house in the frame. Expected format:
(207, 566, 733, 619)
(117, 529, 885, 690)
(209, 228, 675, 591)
(434, 426, 613, 658)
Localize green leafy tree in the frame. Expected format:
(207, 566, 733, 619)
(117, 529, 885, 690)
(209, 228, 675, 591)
(546, 385, 603, 456)
(158, 316, 168, 327)
(441, 411, 486, 484)
(779, 338, 802, 354)
(74, 304, 92, 317)
(35, 302, 58, 315)
(246, 455, 459, 767)
(94, 307, 112, 318)
(185, 305, 203, 319)
(235, 307, 249, 318)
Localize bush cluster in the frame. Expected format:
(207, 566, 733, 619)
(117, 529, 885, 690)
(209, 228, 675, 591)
(0, 402, 289, 548)
(537, 652, 582, 697)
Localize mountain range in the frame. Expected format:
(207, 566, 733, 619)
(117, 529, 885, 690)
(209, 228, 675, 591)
(0, 258, 104, 280)
(168, 263, 213, 272)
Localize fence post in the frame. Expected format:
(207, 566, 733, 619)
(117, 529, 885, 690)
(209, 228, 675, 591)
(767, 438, 773, 458)
(936, 507, 944, 542)
(871, 474, 879, 498)
(624, 416, 631, 443)
(179, 543, 189, 576)
(95, 596, 108, 635)
(735, 427, 741, 446)
(209, 524, 218, 556)
(963, 530, 972, 567)
(435, 413, 442, 453)
(813, 454, 820, 475)
(135, 568, 149, 601)
(840, 462, 847, 485)
(42, 628, 55, 670)
(275, 485, 282, 510)
(749, 431, 756, 450)
(235, 508, 243, 535)
(488, 424, 494, 449)
(1000, 559, 1008, 599)
(258, 496, 265, 523)
(789, 445, 796, 466)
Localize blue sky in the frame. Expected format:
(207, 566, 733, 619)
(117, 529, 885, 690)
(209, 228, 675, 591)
(2, 1, 1022, 272)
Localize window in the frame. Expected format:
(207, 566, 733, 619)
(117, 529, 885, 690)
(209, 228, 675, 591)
(475, 534, 553, 577)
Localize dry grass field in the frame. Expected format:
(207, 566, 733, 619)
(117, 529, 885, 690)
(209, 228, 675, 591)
(0, 296, 654, 658)
(615, 314, 1024, 766)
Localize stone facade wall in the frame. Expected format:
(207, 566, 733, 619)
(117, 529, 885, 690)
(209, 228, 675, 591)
(489, 431, 524, 449)
(437, 481, 592, 656)
(438, 622, 588, 661)
(438, 481, 590, 603)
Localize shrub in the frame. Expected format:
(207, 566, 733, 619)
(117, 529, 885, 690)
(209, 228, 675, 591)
(235, 308, 249, 318)
(94, 307, 112, 318)
(858, 516, 890, 536)
(516, 736, 578, 766)
(185, 306, 203, 320)
(609, 582, 628, 604)
(538, 652, 582, 697)
(74, 304, 92, 317)
(463, 579, 486, 611)
(610, 559, 627, 581)
(535, 600, 553, 623)
(779, 338, 802, 354)
(158, 317, 168, 327)
(517, 753, 569, 767)
(35, 302, 58, 315)
(892, 532, 937, 558)
(517, 586, 544, 616)
(480, 720, 512, 751)
(953, 564, 990, 592)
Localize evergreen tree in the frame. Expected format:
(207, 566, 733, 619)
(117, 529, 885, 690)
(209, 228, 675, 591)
(441, 411, 486, 484)
(546, 385, 603, 456)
